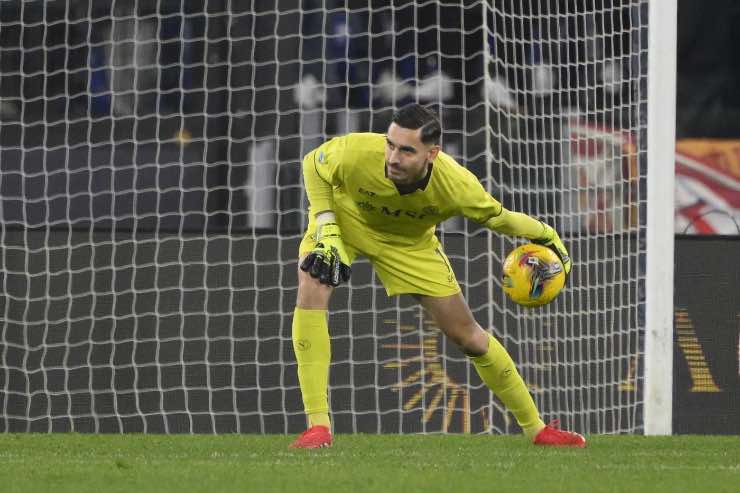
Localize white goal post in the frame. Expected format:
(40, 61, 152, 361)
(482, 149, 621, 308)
(0, 0, 675, 435)
(644, 0, 677, 436)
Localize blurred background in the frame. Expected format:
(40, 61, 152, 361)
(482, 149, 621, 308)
(1, 0, 737, 235)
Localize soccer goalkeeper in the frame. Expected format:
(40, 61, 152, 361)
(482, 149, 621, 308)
(290, 103, 584, 449)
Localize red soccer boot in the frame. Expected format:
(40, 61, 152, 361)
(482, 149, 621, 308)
(533, 420, 586, 448)
(289, 425, 332, 449)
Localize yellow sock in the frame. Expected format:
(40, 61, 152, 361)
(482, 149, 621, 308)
(470, 333, 545, 439)
(308, 413, 331, 428)
(292, 308, 331, 429)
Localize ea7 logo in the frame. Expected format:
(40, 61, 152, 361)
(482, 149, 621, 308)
(358, 187, 376, 197)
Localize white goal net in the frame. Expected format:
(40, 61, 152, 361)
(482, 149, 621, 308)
(1, 0, 651, 434)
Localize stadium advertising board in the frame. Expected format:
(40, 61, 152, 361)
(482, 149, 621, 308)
(673, 236, 740, 434)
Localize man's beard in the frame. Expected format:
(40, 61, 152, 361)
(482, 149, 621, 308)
(386, 160, 428, 184)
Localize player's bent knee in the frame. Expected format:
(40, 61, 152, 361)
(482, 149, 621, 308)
(451, 323, 489, 357)
(296, 265, 333, 309)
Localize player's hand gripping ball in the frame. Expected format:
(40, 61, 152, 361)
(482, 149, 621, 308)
(502, 243, 565, 307)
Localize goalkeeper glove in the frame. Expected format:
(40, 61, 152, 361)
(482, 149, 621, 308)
(300, 221, 352, 287)
(533, 222, 572, 275)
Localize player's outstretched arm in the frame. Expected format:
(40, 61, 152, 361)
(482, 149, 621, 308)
(454, 166, 570, 274)
(485, 209, 571, 274)
(300, 213, 352, 287)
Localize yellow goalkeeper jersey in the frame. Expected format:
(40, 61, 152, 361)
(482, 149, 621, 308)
(303, 133, 546, 246)
(303, 132, 506, 247)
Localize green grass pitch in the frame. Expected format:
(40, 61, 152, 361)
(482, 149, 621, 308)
(2, 434, 738, 492)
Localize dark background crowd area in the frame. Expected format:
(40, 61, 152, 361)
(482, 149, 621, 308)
(0, 0, 737, 233)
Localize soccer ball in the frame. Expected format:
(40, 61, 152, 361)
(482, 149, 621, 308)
(502, 243, 566, 307)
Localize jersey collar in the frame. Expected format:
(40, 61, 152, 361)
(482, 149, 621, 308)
(387, 162, 434, 195)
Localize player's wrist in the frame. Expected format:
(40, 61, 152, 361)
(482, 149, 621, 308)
(316, 222, 342, 242)
(315, 212, 342, 241)
(315, 211, 336, 225)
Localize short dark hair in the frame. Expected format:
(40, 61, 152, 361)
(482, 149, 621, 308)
(390, 103, 441, 145)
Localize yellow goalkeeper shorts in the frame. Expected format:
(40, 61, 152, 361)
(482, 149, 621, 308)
(298, 219, 461, 297)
